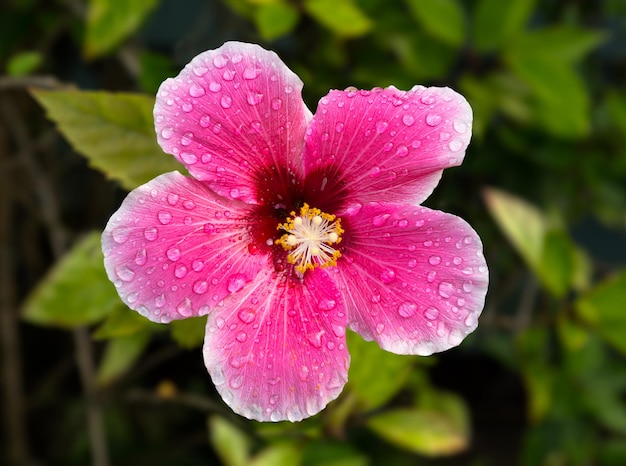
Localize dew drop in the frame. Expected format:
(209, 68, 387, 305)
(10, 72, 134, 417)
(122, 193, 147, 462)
(453, 119, 468, 134)
(398, 301, 417, 317)
(411, 139, 422, 149)
(222, 70, 236, 81)
(167, 193, 179, 205)
(424, 306, 439, 320)
(180, 151, 198, 165)
(134, 248, 147, 266)
(380, 269, 395, 283)
(155, 294, 165, 308)
(438, 281, 454, 298)
(318, 298, 337, 311)
(449, 139, 463, 152)
(127, 292, 138, 304)
(383, 142, 393, 152)
(335, 122, 344, 133)
(193, 280, 208, 294)
(189, 84, 205, 97)
(212, 54, 227, 68)
(369, 166, 382, 178)
(166, 247, 181, 261)
(428, 255, 441, 265)
(174, 264, 188, 278)
(426, 114, 442, 126)
(462, 267, 474, 275)
(271, 98, 282, 110)
(191, 259, 204, 272)
(408, 259, 417, 268)
(160, 127, 174, 140)
(372, 213, 390, 226)
(209, 81, 221, 92)
(402, 114, 415, 126)
(395, 145, 409, 157)
(247, 92, 263, 105)
(115, 265, 135, 282)
(220, 95, 232, 109)
(238, 307, 256, 323)
(112, 227, 130, 244)
(227, 274, 247, 293)
(453, 256, 463, 265)
(427, 270, 437, 283)
(243, 67, 261, 79)
(236, 331, 247, 342)
(376, 120, 389, 133)
(376, 323, 385, 334)
(158, 211, 172, 225)
(420, 94, 436, 105)
(183, 200, 195, 210)
(144, 227, 158, 241)
(463, 282, 474, 293)
(229, 376, 243, 389)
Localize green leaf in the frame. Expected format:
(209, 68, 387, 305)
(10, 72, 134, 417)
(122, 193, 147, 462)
(170, 315, 207, 349)
(22, 232, 119, 328)
(346, 331, 415, 409)
(255, 2, 300, 41)
(405, 0, 466, 47)
(251, 442, 302, 466)
(483, 188, 546, 269)
(93, 305, 155, 340)
(575, 271, 626, 356)
(304, 0, 372, 37)
(31, 89, 184, 190)
(96, 331, 151, 386)
(366, 407, 468, 457)
(517, 328, 554, 422)
(506, 26, 606, 64)
(472, 0, 537, 51)
(208, 416, 251, 466)
(84, 0, 159, 58)
(6, 51, 42, 76)
(505, 51, 590, 138)
(138, 51, 176, 95)
(302, 440, 368, 466)
(537, 229, 574, 298)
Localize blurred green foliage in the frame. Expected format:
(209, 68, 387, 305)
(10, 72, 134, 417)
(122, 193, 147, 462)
(3, 0, 626, 464)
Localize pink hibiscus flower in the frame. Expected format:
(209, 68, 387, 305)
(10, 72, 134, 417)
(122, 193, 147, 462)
(102, 41, 488, 422)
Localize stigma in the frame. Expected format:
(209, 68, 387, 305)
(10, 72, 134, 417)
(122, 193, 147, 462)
(276, 204, 343, 274)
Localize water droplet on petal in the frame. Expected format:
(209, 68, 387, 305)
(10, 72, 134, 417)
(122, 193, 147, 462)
(167, 193, 179, 205)
(369, 166, 382, 178)
(429, 255, 441, 265)
(307, 331, 324, 348)
(318, 298, 336, 311)
(380, 269, 395, 283)
(420, 94, 436, 105)
(247, 92, 263, 105)
(372, 213, 390, 226)
(402, 114, 415, 126)
(235, 307, 255, 324)
(271, 98, 282, 110)
(180, 151, 198, 165)
(243, 67, 260, 79)
(115, 265, 135, 282)
(174, 264, 187, 278)
(449, 139, 463, 152)
(112, 227, 130, 244)
(376, 323, 385, 334)
(424, 306, 439, 320)
(155, 294, 165, 308)
(209, 81, 221, 92)
(426, 114, 442, 126)
(427, 270, 437, 282)
(408, 259, 417, 268)
(453, 256, 463, 265)
(183, 200, 195, 210)
(166, 247, 181, 261)
(376, 120, 389, 133)
(158, 211, 172, 225)
(335, 122, 344, 133)
(229, 376, 243, 389)
(236, 331, 247, 342)
(144, 227, 158, 241)
(453, 119, 468, 134)
(213, 54, 227, 68)
(398, 301, 417, 317)
(395, 145, 409, 157)
(438, 281, 454, 298)
(193, 280, 208, 294)
(227, 274, 246, 293)
(160, 127, 173, 139)
(134, 248, 147, 265)
(220, 95, 232, 109)
(189, 84, 205, 97)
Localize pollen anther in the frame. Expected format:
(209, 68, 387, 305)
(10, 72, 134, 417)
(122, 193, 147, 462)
(276, 204, 343, 274)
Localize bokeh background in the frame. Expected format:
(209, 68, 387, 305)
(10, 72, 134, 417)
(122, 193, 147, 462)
(2, 0, 626, 465)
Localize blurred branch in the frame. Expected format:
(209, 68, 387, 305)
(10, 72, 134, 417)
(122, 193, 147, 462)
(1, 96, 110, 466)
(125, 388, 223, 413)
(0, 97, 30, 466)
(0, 76, 72, 91)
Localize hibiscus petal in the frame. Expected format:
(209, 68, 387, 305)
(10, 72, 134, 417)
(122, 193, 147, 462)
(203, 267, 349, 422)
(332, 203, 487, 355)
(303, 86, 472, 205)
(102, 171, 267, 323)
(154, 41, 312, 205)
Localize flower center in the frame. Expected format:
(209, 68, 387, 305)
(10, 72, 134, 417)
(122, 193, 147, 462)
(276, 204, 343, 274)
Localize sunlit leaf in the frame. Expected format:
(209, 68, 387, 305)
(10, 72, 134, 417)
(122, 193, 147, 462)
(170, 315, 207, 349)
(22, 232, 118, 328)
(366, 407, 468, 456)
(304, 0, 372, 37)
(96, 331, 151, 386)
(251, 442, 302, 466)
(255, 2, 300, 41)
(7, 51, 42, 76)
(302, 440, 368, 466)
(346, 330, 415, 409)
(209, 416, 251, 466)
(31, 89, 184, 190)
(472, 0, 537, 51)
(93, 305, 156, 340)
(84, 0, 159, 58)
(405, 0, 466, 47)
(483, 188, 545, 269)
(575, 271, 626, 356)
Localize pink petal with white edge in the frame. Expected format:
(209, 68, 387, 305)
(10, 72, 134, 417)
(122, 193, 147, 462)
(102, 171, 268, 323)
(203, 267, 349, 422)
(303, 86, 472, 205)
(154, 42, 311, 205)
(331, 203, 487, 355)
